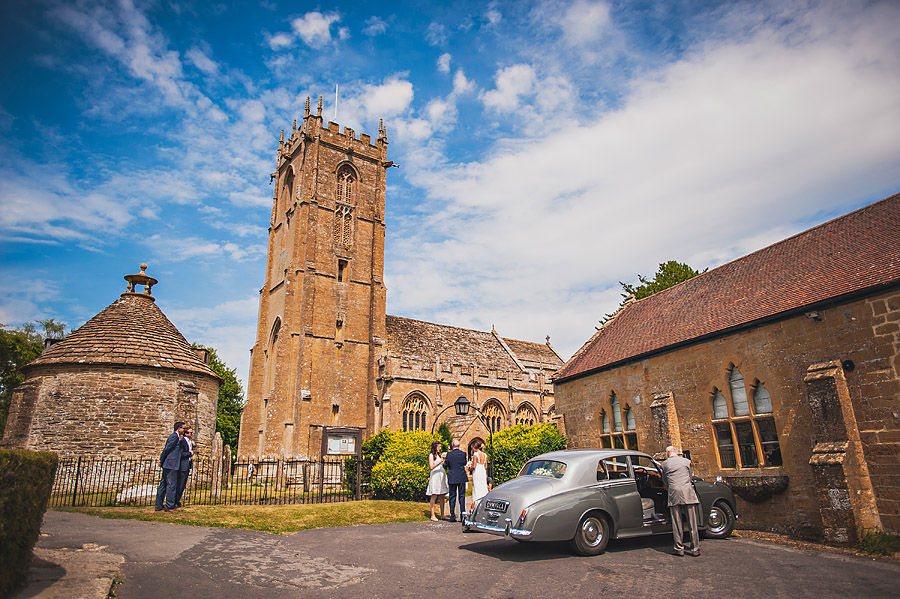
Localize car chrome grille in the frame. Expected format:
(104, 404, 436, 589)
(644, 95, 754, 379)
(484, 499, 509, 512)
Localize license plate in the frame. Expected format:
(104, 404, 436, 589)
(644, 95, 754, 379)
(484, 499, 508, 512)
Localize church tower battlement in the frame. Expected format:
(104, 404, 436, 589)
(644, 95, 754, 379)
(239, 97, 391, 459)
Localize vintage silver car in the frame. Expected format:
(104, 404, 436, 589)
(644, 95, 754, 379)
(463, 449, 737, 555)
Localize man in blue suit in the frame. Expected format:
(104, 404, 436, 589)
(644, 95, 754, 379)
(444, 439, 468, 522)
(174, 426, 194, 508)
(155, 421, 185, 512)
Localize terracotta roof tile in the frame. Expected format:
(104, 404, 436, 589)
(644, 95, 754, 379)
(556, 192, 900, 381)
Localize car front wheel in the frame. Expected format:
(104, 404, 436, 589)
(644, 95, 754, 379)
(703, 501, 735, 539)
(571, 513, 610, 556)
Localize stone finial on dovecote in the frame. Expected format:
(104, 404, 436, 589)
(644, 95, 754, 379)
(317, 95, 323, 117)
(123, 263, 158, 300)
(305, 96, 310, 118)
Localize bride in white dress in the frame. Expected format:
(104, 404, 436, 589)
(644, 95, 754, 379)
(470, 441, 489, 502)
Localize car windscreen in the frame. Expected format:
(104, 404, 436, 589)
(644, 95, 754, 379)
(520, 460, 567, 479)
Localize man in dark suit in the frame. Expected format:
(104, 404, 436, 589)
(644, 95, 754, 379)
(155, 421, 184, 512)
(660, 445, 701, 556)
(174, 426, 194, 508)
(444, 439, 468, 522)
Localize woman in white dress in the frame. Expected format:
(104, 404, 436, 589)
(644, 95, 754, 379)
(470, 441, 489, 503)
(426, 441, 449, 521)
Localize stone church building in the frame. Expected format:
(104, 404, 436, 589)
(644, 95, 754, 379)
(554, 193, 900, 543)
(1, 265, 221, 456)
(238, 99, 562, 460)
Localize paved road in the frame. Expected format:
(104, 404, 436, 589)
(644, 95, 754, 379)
(20, 511, 900, 599)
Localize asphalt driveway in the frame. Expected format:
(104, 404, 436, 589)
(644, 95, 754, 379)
(17, 511, 900, 599)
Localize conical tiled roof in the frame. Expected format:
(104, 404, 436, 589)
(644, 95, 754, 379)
(25, 267, 218, 379)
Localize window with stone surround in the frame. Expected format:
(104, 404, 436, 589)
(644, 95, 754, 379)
(515, 403, 537, 426)
(482, 399, 505, 432)
(333, 203, 353, 248)
(333, 167, 355, 248)
(599, 392, 638, 449)
(402, 393, 428, 432)
(711, 366, 782, 469)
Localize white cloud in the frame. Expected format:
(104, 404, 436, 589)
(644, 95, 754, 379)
(485, 8, 502, 27)
(452, 69, 475, 95)
(388, 0, 900, 360)
(163, 296, 260, 385)
(481, 64, 536, 111)
(291, 12, 341, 48)
(185, 47, 217, 75)
(364, 16, 388, 36)
(426, 22, 447, 46)
(267, 32, 293, 50)
(555, 0, 612, 45)
(143, 235, 264, 263)
(363, 76, 415, 119)
(437, 53, 451, 73)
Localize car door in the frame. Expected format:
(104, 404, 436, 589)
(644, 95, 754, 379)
(598, 455, 643, 535)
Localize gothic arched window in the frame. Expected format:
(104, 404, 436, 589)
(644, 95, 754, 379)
(402, 393, 428, 432)
(515, 403, 537, 426)
(333, 167, 355, 248)
(482, 400, 505, 433)
(599, 394, 638, 449)
(711, 369, 782, 469)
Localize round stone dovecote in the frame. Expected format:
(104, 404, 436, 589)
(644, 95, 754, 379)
(1, 265, 221, 457)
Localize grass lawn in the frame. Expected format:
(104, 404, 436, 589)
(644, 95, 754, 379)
(55, 500, 433, 534)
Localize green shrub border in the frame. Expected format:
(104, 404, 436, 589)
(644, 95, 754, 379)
(0, 449, 59, 598)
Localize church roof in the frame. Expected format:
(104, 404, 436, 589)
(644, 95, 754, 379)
(501, 338, 564, 369)
(26, 267, 219, 379)
(385, 315, 562, 372)
(556, 192, 900, 382)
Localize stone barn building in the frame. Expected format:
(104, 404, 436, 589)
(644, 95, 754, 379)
(238, 99, 562, 460)
(554, 193, 900, 543)
(1, 265, 221, 456)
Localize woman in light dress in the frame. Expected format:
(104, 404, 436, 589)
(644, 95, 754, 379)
(426, 440, 449, 521)
(470, 441, 489, 502)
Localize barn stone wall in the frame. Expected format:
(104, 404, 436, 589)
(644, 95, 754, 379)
(555, 288, 900, 539)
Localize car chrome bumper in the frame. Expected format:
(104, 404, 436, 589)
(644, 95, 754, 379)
(465, 516, 533, 539)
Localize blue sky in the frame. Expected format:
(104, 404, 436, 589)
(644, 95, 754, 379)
(2, 0, 899, 388)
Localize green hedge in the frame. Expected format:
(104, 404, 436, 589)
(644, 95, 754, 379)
(0, 449, 59, 598)
(370, 430, 443, 501)
(490, 423, 567, 485)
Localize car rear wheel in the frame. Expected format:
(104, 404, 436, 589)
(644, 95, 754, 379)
(703, 501, 735, 539)
(571, 513, 610, 556)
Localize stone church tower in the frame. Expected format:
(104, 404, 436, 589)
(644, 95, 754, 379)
(239, 98, 390, 459)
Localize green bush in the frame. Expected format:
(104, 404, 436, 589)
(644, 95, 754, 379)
(490, 423, 567, 485)
(436, 422, 452, 452)
(370, 430, 440, 500)
(363, 428, 396, 462)
(371, 459, 431, 501)
(0, 449, 59, 597)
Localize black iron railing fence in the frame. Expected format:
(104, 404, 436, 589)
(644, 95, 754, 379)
(49, 456, 374, 508)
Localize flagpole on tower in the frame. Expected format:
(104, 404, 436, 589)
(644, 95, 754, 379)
(334, 84, 339, 121)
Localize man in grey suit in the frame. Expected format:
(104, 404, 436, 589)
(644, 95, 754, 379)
(155, 421, 185, 512)
(660, 446, 700, 556)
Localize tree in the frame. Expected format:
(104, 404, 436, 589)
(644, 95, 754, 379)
(600, 260, 706, 326)
(0, 320, 69, 433)
(194, 344, 244, 452)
